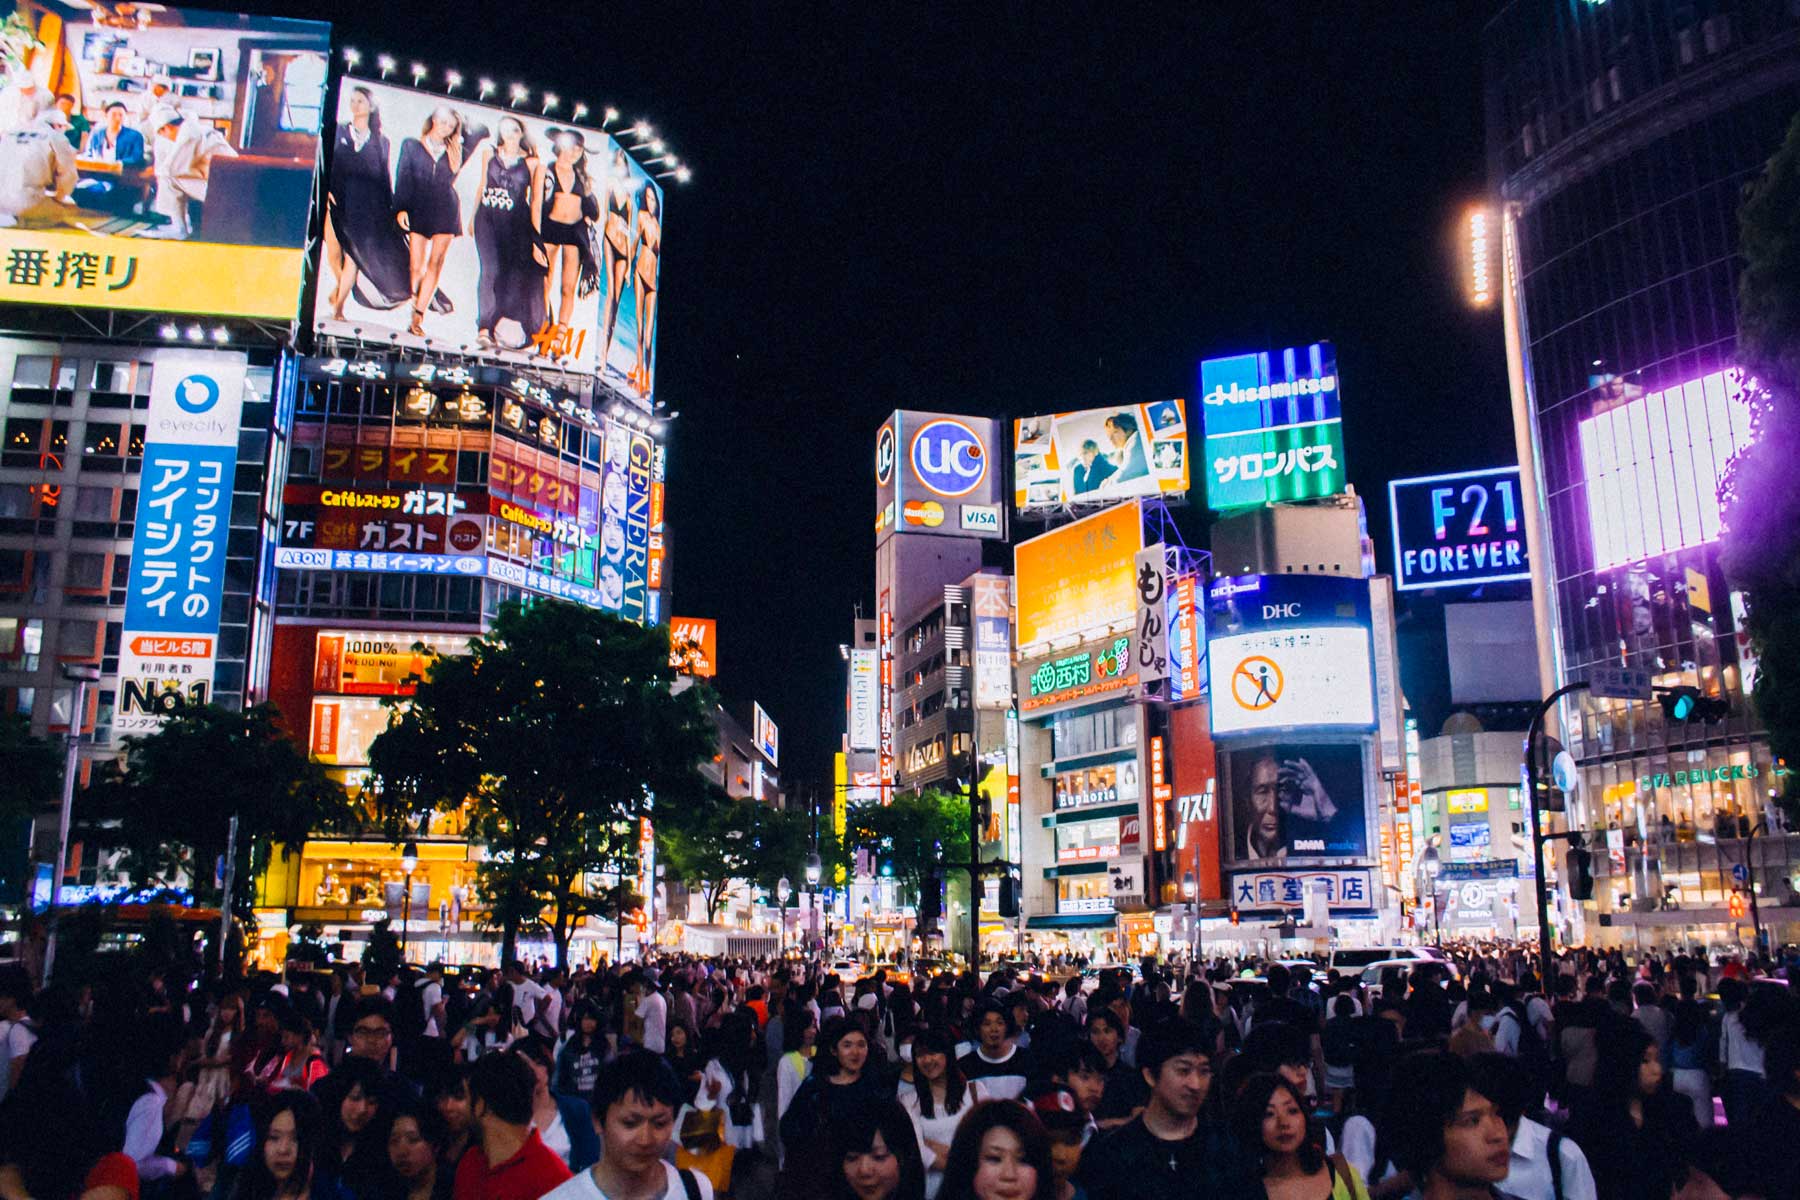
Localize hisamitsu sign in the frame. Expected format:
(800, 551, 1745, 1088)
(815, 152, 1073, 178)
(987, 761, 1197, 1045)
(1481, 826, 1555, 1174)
(1390, 467, 1529, 591)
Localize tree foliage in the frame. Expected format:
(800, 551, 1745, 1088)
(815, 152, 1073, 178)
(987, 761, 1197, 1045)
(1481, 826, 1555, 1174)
(81, 703, 358, 910)
(659, 792, 819, 923)
(1724, 110, 1800, 820)
(365, 602, 715, 968)
(842, 788, 970, 935)
(0, 712, 62, 827)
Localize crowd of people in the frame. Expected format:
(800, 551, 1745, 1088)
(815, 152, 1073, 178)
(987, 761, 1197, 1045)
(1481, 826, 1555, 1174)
(0, 943, 1797, 1200)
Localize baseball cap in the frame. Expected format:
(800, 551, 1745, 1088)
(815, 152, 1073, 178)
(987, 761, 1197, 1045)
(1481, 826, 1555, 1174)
(1027, 1084, 1088, 1131)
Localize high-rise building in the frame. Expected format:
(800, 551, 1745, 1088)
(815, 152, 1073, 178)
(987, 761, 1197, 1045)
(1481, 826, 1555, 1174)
(1486, 0, 1800, 943)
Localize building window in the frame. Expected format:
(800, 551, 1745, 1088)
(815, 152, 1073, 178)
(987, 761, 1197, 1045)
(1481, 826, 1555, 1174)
(0, 617, 43, 670)
(65, 552, 108, 591)
(0, 549, 29, 592)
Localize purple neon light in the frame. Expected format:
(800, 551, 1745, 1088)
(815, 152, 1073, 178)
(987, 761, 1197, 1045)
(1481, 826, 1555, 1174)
(1577, 369, 1754, 570)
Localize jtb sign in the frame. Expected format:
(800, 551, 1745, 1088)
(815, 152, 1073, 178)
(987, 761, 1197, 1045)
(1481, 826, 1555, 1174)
(1389, 466, 1529, 591)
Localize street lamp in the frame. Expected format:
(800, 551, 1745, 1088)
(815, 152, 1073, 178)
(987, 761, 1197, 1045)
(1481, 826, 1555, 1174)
(1419, 841, 1443, 947)
(777, 876, 791, 956)
(400, 839, 418, 960)
(805, 851, 822, 954)
(1182, 871, 1199, 965)
(41, 663, 100, 985)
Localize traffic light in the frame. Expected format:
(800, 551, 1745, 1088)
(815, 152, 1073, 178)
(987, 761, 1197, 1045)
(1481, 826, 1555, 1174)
(918, 872, 941, 925)
(1728, 888, 1748, 920)
(1659, 686, 1729, 723)
(1229, 908, 1241, 926)
(998, 876, 1020, 919)
(1565, 840, 1594, 902)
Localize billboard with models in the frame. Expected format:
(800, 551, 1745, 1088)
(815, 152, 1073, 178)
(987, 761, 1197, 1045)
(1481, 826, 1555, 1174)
(312, 77, 662, 395)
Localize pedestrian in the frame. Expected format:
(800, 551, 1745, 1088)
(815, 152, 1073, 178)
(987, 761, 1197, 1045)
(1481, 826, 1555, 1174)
(541, 1051, 712, 1200)
(1075, 1022, 1243, 1200)
(901, 1027, 986, 1199)
(958, 1001, 1033, 1101)
(450, 1052, 570, 1200)
(386, 1095, 451, 1200)
(233, 1090, 335, 1200)
(938, 1099, 1056, 1200)
(1025, 1085, 1090, 1200)
(1567, 1023, 1698, 1200)
(321, 1056, 395, 1200)
(818, 1098, 924, 1200)
(1379, 1052, 1514, 1200)
(1228, 1072, 1369, 1199)
(506, 1038, 599, 1171)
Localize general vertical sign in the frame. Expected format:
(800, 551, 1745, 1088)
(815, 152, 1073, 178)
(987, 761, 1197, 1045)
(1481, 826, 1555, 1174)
(116, 353, 248, 735)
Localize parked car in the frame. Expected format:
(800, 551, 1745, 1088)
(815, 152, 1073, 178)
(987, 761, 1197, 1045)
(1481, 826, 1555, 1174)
(1327, 945, 1457, 977)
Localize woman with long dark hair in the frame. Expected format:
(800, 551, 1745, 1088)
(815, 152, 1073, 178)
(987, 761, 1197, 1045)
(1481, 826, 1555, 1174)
(232, 1090, 331, 1200)
(323, 86, 417, 318)
(462, 114, 545, 350)
(1229, 1072, 1368, 1200)
(1668, 975, 1714, 1129)
(822, 1099, 926, 1200)
(320, 1057, 392, 1199)
(538, 128, 599, 348)
(383, 1096, 449, 1200)
(425, 1066, 472, 1177)
(393, 105, 466, 337)
(1568, 1022, 1700, 1200)
(628, 180, 660, 394)
(902, 1028, 986, 1199)
(596, 147, 635, 370)
(937, 1100, 1056, 1200)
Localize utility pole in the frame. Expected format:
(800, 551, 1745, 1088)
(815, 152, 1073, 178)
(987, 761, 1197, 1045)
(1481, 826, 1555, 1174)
(1525, 681, 1589, 988)
(42, 664, 98, 986)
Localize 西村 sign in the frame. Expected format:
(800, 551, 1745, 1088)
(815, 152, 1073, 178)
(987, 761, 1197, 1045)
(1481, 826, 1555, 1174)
(1025, 636, 1132, 710)
(116, 354, 248, 735)
(1389, 467, 1529, 591)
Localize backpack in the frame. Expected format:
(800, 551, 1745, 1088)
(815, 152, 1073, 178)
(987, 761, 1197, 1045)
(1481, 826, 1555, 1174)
(1505, 1001, 1553, 1099)
(395, 977, 429, 1041)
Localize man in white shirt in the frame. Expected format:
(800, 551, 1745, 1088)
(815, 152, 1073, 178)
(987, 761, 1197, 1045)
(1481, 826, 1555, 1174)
(1468, 1052, 1598, 1200)
(124, 1020, 192, 1184)
(631, 974, 668, 1054)
(542, 1051, 711, 1200)
(0, 968, 35, 1103)
(145, 104, 235, 239)
(504, 960, 548, 1031)
(417, 963, 445, 1039)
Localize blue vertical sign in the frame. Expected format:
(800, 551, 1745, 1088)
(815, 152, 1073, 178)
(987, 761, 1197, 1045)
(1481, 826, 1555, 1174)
(116, 354, 247, 735)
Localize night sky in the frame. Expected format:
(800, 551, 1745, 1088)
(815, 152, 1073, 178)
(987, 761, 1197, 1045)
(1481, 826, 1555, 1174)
(279, 0, 1515, 788)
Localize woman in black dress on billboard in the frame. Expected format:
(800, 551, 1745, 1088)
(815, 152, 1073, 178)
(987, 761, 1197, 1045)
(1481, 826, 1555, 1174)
(629, 181, 660, 395)
(394, 104, 467, 337)
(463, 115, 546, 350)
(323, 86, 415, 318)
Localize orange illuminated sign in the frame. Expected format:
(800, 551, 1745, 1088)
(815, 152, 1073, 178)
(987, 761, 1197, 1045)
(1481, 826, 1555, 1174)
(1014, 500, 1143, 649)
(669, 617, 718, 678)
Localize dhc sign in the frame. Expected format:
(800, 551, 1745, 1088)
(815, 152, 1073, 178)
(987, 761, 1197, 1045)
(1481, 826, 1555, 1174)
(1389, 466, 1530, 591)
(910, 418, 988, 497)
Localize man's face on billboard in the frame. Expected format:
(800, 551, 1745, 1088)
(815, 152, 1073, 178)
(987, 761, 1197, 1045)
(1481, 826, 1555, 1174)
(1249, 757, 1281, 842)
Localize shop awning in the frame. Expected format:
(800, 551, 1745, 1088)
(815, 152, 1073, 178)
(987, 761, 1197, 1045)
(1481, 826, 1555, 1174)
(1041, 802, 1139, 828)
(1026, 912, 1117, 930)
(1041, 862, 1110, 879)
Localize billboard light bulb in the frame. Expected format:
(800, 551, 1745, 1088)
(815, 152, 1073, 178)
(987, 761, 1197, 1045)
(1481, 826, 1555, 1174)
(604, 107, 620, 124)
(675, 167, 692, 183)
(510, 82, 529, 106)
(477, 78, 495, 100)
(650, 138, 665, 153)
(445, 70, 463, 91)
(541, 92, 559, 114)
(210, 326, 229, 343)
(409, 62, 426, 81)
(376, 53, 395, 77)
(342, 48, 361, 67)
(185, 324, 204, 342)
(158, 323, 178, 339)
(572, 103, 588, 121)
(633, 121, 651, 139)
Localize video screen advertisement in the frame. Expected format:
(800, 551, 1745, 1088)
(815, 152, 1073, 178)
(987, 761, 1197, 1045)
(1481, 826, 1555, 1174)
(1013, 499, 1142, 652)
(1205, 573, 1376, 738)
(1013, 400, 1189, 514)
(1198, 342, 1346, 511)
(1223, 740, 1371, 865)
(874, 410, 1006, 542)
(312, 78, 663, 393)
(0, 2, 329, 318)
(1389, 466, 1530, 591)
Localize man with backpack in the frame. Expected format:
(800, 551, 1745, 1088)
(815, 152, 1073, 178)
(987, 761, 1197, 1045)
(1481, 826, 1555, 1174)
(541, 1051, 713, 1200)
(1466, 1052, 1597, 1200)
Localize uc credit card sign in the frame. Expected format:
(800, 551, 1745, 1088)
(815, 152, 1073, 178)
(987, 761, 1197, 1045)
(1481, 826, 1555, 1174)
(877, 410, 1006, 542)
(116, 354, 248, 735)
(1388, 466, 1529, 591)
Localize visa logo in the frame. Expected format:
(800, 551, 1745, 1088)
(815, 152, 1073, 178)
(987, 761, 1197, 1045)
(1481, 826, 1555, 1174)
(960, 504, 1000, 532)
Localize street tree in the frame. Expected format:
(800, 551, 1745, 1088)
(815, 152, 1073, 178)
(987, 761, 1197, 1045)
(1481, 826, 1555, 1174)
(659, 793, 821, 925)
(842, 787, 970, 939)
(1724, 110, 1800, 820)
(365, 602, 715, 968)
(81, 703, 359, 913)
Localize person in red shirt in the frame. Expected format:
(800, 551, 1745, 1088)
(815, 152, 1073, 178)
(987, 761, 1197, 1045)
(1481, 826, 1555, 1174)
(452, 1054, 571, 1200)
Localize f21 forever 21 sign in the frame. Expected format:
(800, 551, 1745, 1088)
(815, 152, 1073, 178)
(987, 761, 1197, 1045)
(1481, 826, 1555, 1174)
(1388, 466, 1530, 592)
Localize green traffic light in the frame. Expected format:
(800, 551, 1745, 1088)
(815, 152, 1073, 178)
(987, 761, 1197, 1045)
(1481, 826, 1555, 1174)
(1671, 693, 1695, 720)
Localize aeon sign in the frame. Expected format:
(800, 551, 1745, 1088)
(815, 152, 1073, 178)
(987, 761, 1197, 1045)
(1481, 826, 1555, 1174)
(910, 418, 987, 497)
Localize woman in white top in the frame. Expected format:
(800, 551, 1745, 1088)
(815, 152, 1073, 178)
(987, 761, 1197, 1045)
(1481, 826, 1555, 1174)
(694, 1010, 765, 1150)
(899, 1028, 987, 1200)
(776, 1005, 818, 1123)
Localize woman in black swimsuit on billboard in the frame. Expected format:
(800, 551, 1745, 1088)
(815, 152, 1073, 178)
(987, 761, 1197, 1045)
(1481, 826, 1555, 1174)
(598, 147, 634, 371)
(539, 128, 599, 352)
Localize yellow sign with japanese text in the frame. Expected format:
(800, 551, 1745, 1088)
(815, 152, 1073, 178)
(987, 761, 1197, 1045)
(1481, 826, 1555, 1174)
(0, 232, 306, 319)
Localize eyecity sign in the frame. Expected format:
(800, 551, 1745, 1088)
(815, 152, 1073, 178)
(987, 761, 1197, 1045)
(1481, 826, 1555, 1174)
(1389, 466, 1529, 591)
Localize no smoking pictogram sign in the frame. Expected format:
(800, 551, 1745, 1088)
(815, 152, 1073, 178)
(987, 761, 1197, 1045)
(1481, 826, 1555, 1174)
(1231, 655, 1283, 711)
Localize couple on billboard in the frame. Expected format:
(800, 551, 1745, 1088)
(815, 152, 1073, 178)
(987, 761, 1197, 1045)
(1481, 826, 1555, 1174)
(321, 86, 659, 388)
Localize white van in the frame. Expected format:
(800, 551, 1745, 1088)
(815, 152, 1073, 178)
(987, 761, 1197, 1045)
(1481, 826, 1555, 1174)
(1326, 945, 1457, 977)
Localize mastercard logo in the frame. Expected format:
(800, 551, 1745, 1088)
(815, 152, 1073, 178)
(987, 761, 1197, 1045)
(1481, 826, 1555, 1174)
(903, 500, 945, 527)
